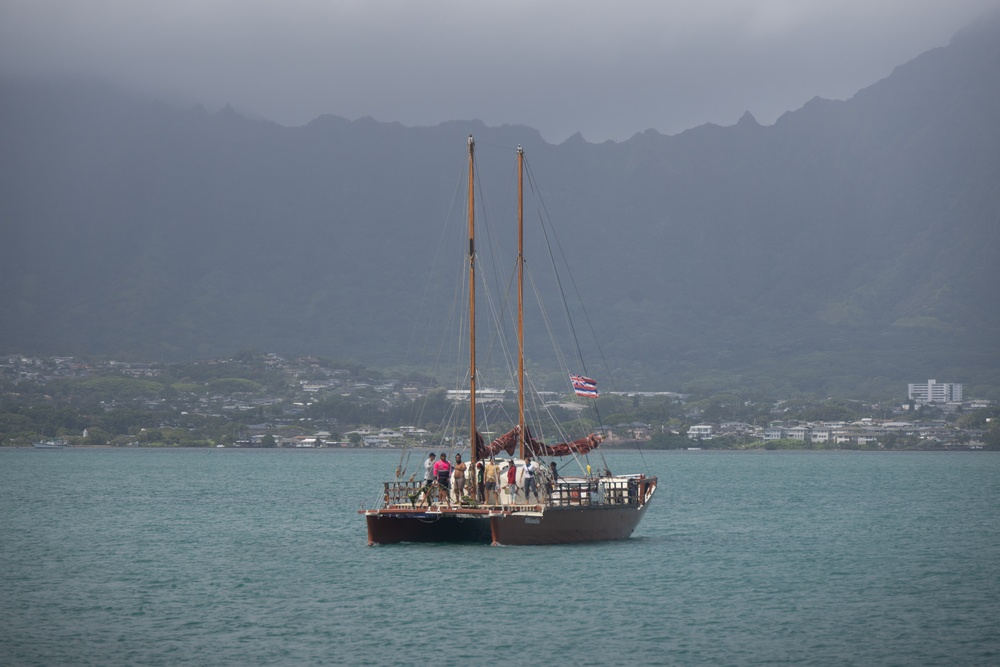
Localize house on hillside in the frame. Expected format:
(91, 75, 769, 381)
(763, 427, 786, 441)
(787, 426, 810, 442)
(688, 424, 714, 440)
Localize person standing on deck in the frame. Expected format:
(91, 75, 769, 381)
(506, 459, 519, 501)
(424, 453, 436, 490)
(484, 457, 499, 505)
(523, 456, 540, 502)
(433, 453, 452, 507)
(419, 452, 436, 507)
(546, 461, 558, 499)
(475, 461, 485, 502)
(453, 454, 467, 504)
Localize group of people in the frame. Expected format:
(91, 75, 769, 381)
(421, 452, 559, 507)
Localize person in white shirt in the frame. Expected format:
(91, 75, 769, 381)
(424, 452, 436, 487)
(523, 456, 540, 501)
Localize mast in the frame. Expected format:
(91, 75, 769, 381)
(467, 136, 478, 490)
(517, 145, 526, 460)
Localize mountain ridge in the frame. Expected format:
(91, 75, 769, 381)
(2, 15, 998, 399)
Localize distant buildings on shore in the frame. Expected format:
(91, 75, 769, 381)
(908, 379, 963, 404)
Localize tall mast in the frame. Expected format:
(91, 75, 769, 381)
(467, 136, 478, 480)
(517, 145, 525, 460)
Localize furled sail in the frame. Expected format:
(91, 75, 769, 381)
(481, 425, 602, 459)
(480, 429, 517, 458)
(527, 432, 603, 457)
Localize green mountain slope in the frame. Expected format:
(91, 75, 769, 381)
(2, 16, 998, 398)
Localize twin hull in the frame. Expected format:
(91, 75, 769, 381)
(365, 501, 653, 546)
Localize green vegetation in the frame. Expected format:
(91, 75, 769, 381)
(46, 376, 167, 402)
(2, 354, 994, 450)
(4, 52, 1000, 401)
(206, 378, 263, 393)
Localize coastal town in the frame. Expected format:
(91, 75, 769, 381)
(2, 353, 996, 450)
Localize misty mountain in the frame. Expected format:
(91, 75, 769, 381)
(2, 16, 998, 398)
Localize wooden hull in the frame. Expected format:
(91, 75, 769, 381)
(489, 503, 651, 545)
(364, 501, 652, 546)
(365, 509, 493, 545)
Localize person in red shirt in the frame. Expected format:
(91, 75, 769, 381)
(506, 459, 518, 502)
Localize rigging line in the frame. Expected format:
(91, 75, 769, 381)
(522, 269, 591, 475)
(521, 370, 590, 475)
(527, 167, 611, 448)
(449, 258, 503, 462)
(471, 149, 507, 327)
(523, 247, 592, 442)
(426, 245, 469, 457)
(481, 256, 523, 410)
(523, 266, 570, 387)
(403, 165, 468, 367)
(472, 138, 520, 151)
(414, 228, 471, 444)
(478, 279, 521, 444)
(523, 156, 612, 471)
(394, 440, 409, 479)
(403, 166, 473, 444)
(472, 151, 521, 392)
(471, 249, 521, 459)
(500, 260, 522, 386)
(464, 262, 516, 459)
(522, 157, 590, 377)
(478, 143, 590, 472)
(522, 165, 607, 463)
(470, 150, 531, 456)
(490, 166, 528, 384)
(418, 175, 500, 462)
(484, 256, 575, 459)
(477, 252, 516, 395)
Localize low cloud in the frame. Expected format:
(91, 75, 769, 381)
(2, 0, 998, 141)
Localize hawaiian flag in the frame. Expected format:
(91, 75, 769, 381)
(571, 374, 599, 398)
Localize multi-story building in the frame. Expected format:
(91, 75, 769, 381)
(763, 427, 786, 441)
(687, 424, 714, 440)
(787, 426, 811, 442)
(810, 428, 831, 444)
(908, 379, 963, 404)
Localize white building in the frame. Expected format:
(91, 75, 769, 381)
(446, 388, 507, 403)
(908, 380, 963, 404)
(810, 428, 831, 443)
(763, 427, 786, 441)
(787, 426, 811, 442)
(687, 424, 714, 440)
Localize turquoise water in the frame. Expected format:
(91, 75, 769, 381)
(1, 448, 998, 666)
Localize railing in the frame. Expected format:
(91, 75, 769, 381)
(549, 480, 598, 506)
(382, 481, 436, 507)
(549, 478, 643, 507)
(379, 476, 655, 509)
(601, 479, 638, 506)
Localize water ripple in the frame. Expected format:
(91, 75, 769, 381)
(1, 449, 998, 665)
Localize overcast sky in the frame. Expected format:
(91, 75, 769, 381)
(2, 1, 998, 143)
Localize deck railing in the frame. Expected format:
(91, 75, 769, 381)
(382, 481, 435, 507)
(549, 478, 643, 507)
(380, 476, 653, 509)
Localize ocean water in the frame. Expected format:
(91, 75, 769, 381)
(1, 448, 998, 666)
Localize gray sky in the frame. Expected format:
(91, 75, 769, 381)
(2, 0, 998, 143)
